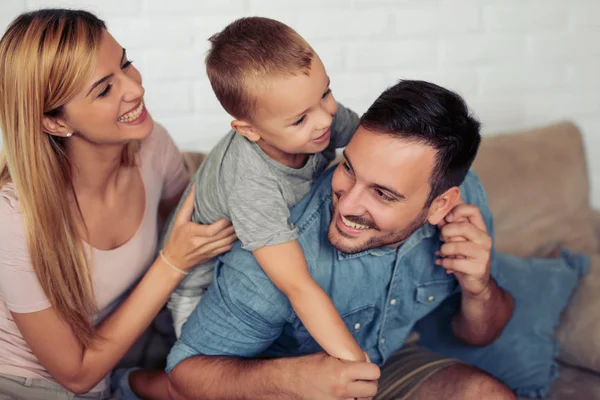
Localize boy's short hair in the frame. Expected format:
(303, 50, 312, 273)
(206, 17, 314, 121)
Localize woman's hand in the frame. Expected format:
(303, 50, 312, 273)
(161, 185, 236, 271)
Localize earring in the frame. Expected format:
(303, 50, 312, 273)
(66, 132, 72, 137)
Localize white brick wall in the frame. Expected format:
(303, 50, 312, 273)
(1, 0, 599, 207)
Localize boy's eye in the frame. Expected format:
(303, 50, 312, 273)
(322, 88, 331, 99)
(98, 84, 112, 98)
(292, 115, 306, 126)
(122, 60, 133, 69)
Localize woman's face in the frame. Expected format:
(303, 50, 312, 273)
(60, 29, 153, 145)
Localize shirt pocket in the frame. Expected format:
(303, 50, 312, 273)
(414, 279, 457, 314)
(296, 306, 376, 354)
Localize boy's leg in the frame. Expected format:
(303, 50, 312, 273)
(167, 291, 204, 338)
(167, 257, 216, 337)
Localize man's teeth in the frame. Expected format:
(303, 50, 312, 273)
(341, 215, 370, 230)
(118, 101, 144, 122)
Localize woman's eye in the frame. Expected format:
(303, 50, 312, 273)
(98, 84, 112, 98)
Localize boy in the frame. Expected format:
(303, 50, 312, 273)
(165, 16, 365, 362)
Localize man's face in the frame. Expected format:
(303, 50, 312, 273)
(328, 127, 437, 254)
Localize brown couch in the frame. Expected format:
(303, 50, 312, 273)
(473, 121, 600, 399)
(180, 120, 600, 399)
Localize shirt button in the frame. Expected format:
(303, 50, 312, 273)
(380, 338, 386, 344)
(427, 295, 436, 302)
(389, 299, 397, 305)
(354, 323, 361, 330)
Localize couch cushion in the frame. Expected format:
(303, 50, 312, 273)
(556, 252, 600, 374)
(473, 121, 597, 257)
(416, 250, 589, 398)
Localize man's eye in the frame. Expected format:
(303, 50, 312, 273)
(375, 189, 394, 202)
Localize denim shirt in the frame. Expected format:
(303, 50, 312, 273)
(166, 167, 496, 371)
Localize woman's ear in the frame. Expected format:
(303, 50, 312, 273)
(426, 187, 461, 225)
(42, 115, 73, 138)
(231, 119, 261, 142)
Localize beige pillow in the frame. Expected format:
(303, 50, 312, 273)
(556, 252, 600, 373)
(473, 121, 593, 257)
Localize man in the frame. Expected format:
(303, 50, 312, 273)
(166, 80, 516, 400)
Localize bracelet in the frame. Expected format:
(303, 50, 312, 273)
(159, 250, 188, 276)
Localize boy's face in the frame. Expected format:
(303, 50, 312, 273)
(239, 56, 338, 161)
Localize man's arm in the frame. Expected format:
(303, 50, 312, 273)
(451, 275, 514, 346)
(168, 352, 380, 400)
(437, 204, 514, 346)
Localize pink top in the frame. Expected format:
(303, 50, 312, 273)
(0, 123, 188, 392)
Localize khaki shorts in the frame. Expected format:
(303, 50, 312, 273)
(375, 344, 459, 400)
(0, 374, 116, 400)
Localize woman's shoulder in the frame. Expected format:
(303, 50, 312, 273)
(0, 183, 33, 272)
(0, 182, 21, 215)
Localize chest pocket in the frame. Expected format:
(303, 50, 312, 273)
(296, 306, 376, 354)
(414, 279, 458, 315)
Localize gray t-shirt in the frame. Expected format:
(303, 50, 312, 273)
(191, 102, 358, 250)
(163, 103, 358, 299)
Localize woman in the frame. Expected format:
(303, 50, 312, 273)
(0, 9, 236, 399)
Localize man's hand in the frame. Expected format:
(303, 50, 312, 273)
(436, 203, 492, 298)
(294, 353, 380, 400)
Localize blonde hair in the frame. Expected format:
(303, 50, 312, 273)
(0, 9, 138, 346)
(206, 17, 314, 120)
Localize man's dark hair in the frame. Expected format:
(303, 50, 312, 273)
(359, 80, 481, 206)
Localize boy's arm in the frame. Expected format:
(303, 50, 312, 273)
(254, 241, 365, 361)
(330, 102, 360, 149)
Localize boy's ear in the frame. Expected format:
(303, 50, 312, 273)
(42, 115, 73, 138)
(426, 186, 461, 226)
(231, 120, 261, 142)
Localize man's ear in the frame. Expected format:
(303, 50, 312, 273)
(231, 119, 261, 142)
(42, 115, 72, 138)
(426, 187, 461, 225)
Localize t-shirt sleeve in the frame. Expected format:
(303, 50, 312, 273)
(165, 251, 290, 371)
(0, 197, 51, 313)
(330, 102, 360, 149)
(227, 178, 298, 251)
(152, 123, 189, 200)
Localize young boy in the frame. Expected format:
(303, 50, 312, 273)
(165, 16, 365, 363)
